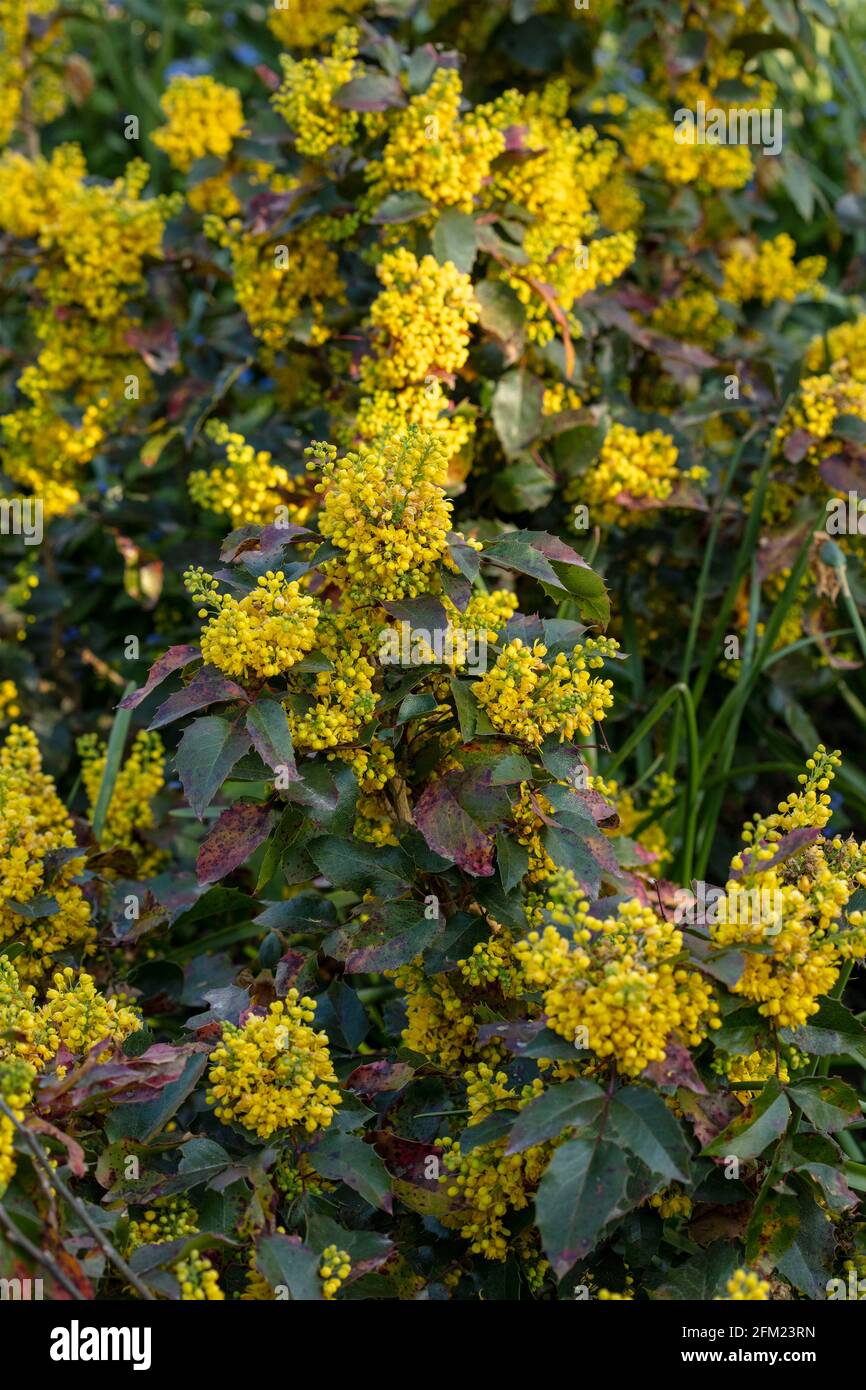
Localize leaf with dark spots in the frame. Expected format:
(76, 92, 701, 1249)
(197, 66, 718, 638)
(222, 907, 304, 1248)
(703, 1080, 790, 1160)
(677, 1088, 742, 1148)
(373, 1132, 441, 1189)
(345, 1061, 414, 1096)
(196, 802, 274, 885)
(175, 716, 252, 819)
(149, 665, 248, 730)
(119, 644, 200, 710)
(245, 699, 299, 778)
(642, 1038, 709, 1094)
(820, 450, 866, 493)
(414, 780, 495, 876)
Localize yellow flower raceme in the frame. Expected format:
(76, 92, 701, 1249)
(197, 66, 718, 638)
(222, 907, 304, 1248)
(308, 428, 452, 602)
(272, 27, 361, 160)
(39, 968, 140, 1058)
(515, 878, 720, 1075)
(189, 420, 311, 526)
(78, 730, 165, 874)
(711, 749, 866, 1027)
(721, 1269, 771, 1301)
(365, 68, 505, 213)
(174, 1250, 225, 1301)
(0, 724, 94, 980)
(0, 1057, 33, 1195)
(721, 234, 826, 307)
(127, 1198, 199, 1250)
(152, 75, 245, 172)
(207, 994, 341, 1139)
(268, 0, 366, 49)
(571, 423, 707, 527)
(473, 636, 618, 746)
(360, 248, 478, 391)
(185, 568, 319, 683)
(0, 680, 20, 722)
(319, 1244, 351, 1299)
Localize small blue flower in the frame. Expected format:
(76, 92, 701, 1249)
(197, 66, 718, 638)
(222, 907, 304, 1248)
(164, 58, 212, 81)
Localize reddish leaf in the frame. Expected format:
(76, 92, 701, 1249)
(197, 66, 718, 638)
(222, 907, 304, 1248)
(783, 428, 816, 463)
(119, 645, 200, 710)
(196, 802, 274, 884)
(38, 1043, 203, 1115)
(27, 1118, 87, 1176)
(125, 322, 178, 374)
(149, 664, 248, 730)
(414, 781, 495, 877)
(643, 1038, 708, 1094)
(730, 825, 822, 879)
(346, 1061, 415, 1096)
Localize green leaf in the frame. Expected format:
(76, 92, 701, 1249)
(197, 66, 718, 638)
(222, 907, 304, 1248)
(245, 699, 299, 779)
(652, 1243, 739, 1300)
(175, 716, 252, 819)
(535, 1137, 629, 1278)
(781, 997, 866, 1065)
(703, 1079, 790, 1160)
(333, 73, 406, 111)
(432, 210, 477, 274)
(371, 190, 430, 224)
(505, 1079, 605, 1154)
(776, 1190, 837, 1298)
(788, 1078, 861, 1133)
(307, 836, 411, 897)
(475, 280, 525, 350)
(609, 1086, 693, 1183)
(492, 369, 543, 457)
(496, 831, 529, 893)
(310, 1132, 393, 1212)
(256, 1234, 322, 1300)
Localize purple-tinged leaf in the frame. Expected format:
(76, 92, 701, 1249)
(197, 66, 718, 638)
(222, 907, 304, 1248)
(119, 644, 200, 710)
(414, 781, 495, 877)
(149, 665, 248, 730)
(196, 802, 275, 885)
(175, 716, 252, 819)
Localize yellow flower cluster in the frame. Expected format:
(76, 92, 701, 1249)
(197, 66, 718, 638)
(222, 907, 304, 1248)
(619, 107, 753, 191)
(0, 0, 70, 149)
(650, 286, 729, 348)
(475, 81, 635, 345)
(721, 234, 826, 307)
(721, 1268, 770, 1301)
(650, 1185, 693, 1220)
(268, 0, 366, 50)
(360, 248, 478, 392)
(438, 1064, 548, 1260)
(572, 424, 706, 527)
(805, 315, 866, 381)
(205, 216, 344, 351)
(152, 75, 245, 172)
(390, 960, 502, 1070)
(39, 967, 140, 1058)
(189, 421, 311, 526)
(0, 680, 20, 722)
(0, 957, 139, 1073)
(354, 381, 475, 464)
(365, 68, 505, 214)
(0, 1057, 33, 1195)
(174, 1250, 224, 1301)
(272, 27, 361, 160)
(776, 373, 866, 469)
(206, 993, 341, 1139)
(308, 428, 452, 602)
(473, 636, 618, 746)
(78, 730, 165, 874)
(0, 724, 94, 980)
(711, 750, 866, 1027)
(515, 879, 720, 1075)
(0, 145, 178, 514)
(185, 568, 319, 684)
(319, 1244, 352, 1299)
(127, 1198, 199, 1250)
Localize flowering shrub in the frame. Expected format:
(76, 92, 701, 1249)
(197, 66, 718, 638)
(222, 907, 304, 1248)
(1, 0, 866, 1310)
